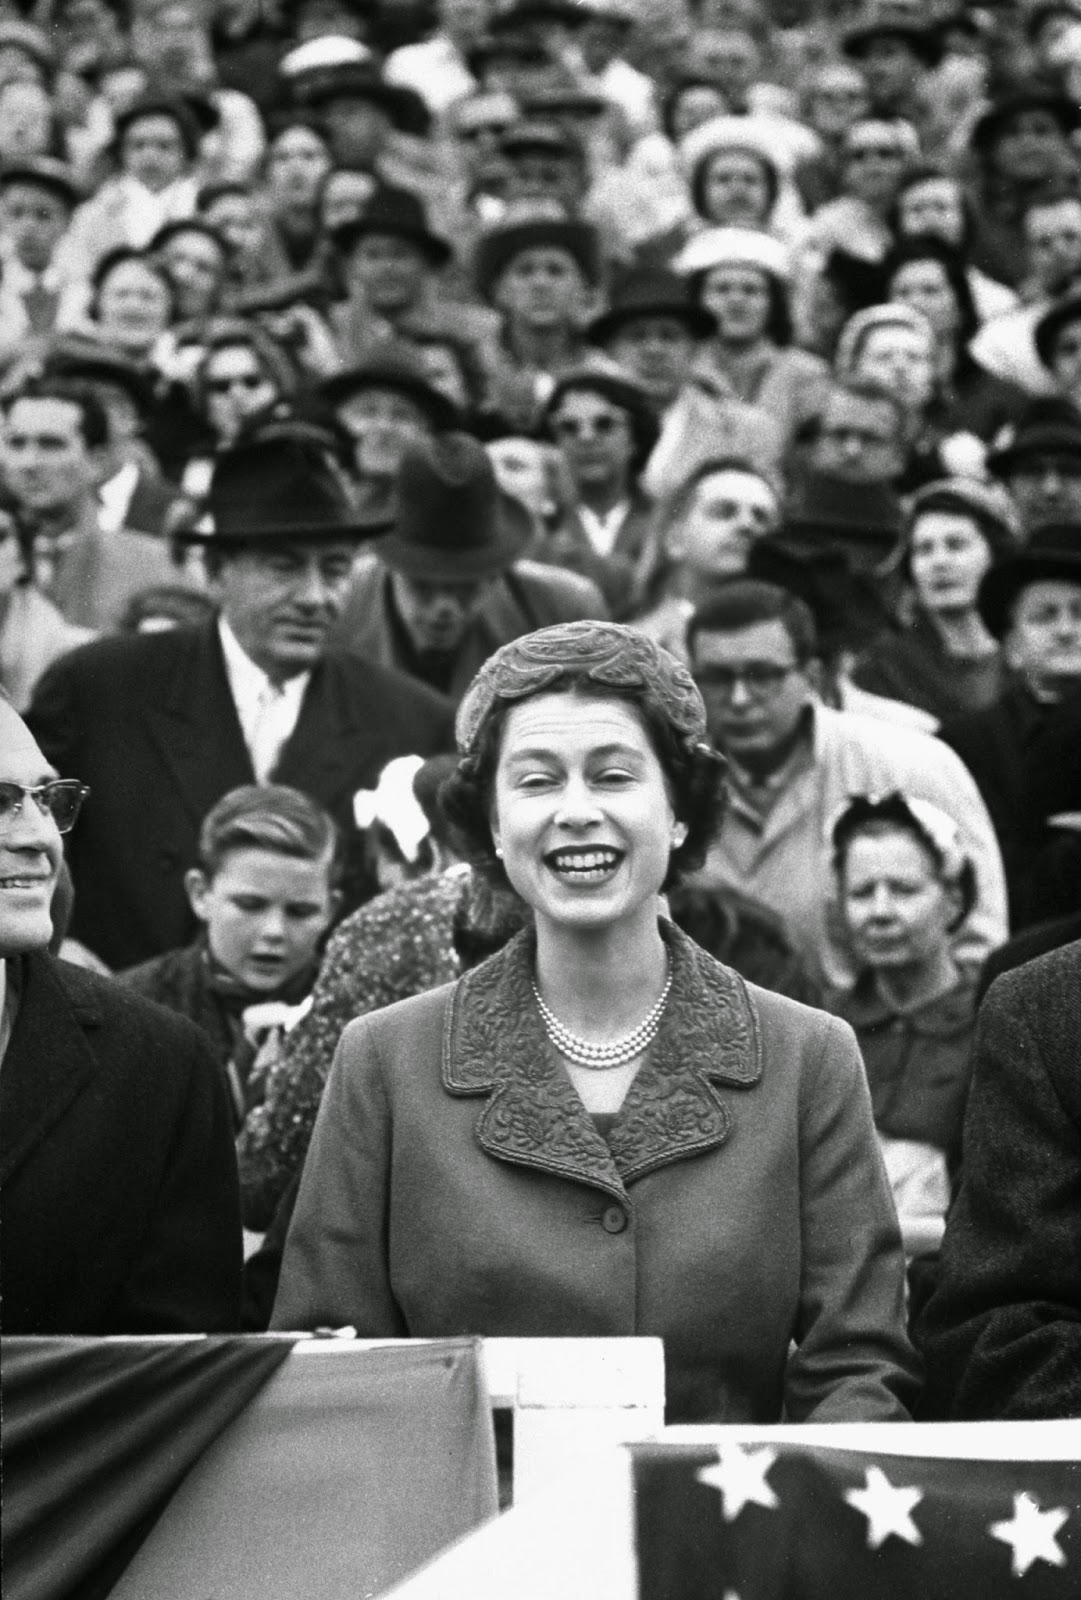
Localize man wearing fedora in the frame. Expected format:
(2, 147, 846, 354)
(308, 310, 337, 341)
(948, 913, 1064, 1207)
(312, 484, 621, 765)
(0, 159, 83, 354)
(329, 185, 497, 364)
(940, 523, 1081, 928)
(318, 341, 462, 523)
(26, 428, 454, 971)
(986, 397, 1081, 535)
(474, 213, 603, 428)
(334, 431, 606, 701)
(586, 266, 783, 499)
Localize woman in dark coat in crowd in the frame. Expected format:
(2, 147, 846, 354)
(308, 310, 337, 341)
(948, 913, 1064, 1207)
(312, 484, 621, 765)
(271, 621, 919, 1423)
(825, 793, 981, 1261)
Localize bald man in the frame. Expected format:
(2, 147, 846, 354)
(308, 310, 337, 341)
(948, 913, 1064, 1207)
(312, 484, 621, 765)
(0, 695, 241, 1332)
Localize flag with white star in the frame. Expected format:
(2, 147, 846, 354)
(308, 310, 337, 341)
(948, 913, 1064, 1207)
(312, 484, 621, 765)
(634, 1443, 1081, 1599)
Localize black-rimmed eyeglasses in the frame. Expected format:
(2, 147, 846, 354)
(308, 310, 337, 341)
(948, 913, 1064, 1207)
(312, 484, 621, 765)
(0, 781, 90, 835)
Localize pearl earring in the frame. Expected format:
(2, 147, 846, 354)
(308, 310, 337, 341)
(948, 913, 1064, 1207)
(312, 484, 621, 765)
(494, 844, 504, 858)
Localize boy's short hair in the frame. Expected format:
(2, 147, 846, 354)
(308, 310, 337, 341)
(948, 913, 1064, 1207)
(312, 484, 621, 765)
(197, 785, 341, 885)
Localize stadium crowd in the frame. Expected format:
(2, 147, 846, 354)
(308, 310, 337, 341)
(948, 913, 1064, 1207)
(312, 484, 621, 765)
(1, 0, 1080, 1425)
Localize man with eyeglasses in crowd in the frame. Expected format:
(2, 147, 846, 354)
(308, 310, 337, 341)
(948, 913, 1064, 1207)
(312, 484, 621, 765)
(685, 580, 1008, 989)
(0, 691, 242, 1334)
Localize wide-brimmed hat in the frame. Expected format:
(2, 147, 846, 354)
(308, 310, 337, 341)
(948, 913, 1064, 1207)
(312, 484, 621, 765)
(543, 363, 659, 472)
(780, 471, 905, 574)
(971, 82, 1081, 153)
(473, 217, 601, 299)
(1035, 291, 1081, 372)
(331, 185, 452, 267)
(986, 398, 1081, 476)
(673, 226, 791, 283)
(977, 523, 1081, 637)
(0, 157, 81, 208)
(587, 267, 716, 345)
(289, 62, 431, 137)
(317, 345, 461, 431)
(377, 432, 534, 581)
(842, 0, 945, 66)
(112, 94, 204, 158)
(180, 430, 386, 546)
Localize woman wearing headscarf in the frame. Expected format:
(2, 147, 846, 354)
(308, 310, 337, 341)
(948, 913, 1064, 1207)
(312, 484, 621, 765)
(271, 621, 919, 1424)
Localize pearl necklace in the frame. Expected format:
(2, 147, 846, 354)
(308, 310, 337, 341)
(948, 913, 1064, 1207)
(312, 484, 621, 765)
(532, 967, 673, 1070)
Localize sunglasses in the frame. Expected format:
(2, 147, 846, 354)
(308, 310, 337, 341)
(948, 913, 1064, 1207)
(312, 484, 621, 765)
(551, 414, 628, 439)
(206, 372, 268, 394)
(0, 780, 90, 835)
(847, 144, 903, 160)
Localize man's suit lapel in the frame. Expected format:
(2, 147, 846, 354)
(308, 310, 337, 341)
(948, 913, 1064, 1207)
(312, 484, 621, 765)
(275, 657, 361, 805)
(0, 956, 99, 1186)
(143, 624, 254, 830)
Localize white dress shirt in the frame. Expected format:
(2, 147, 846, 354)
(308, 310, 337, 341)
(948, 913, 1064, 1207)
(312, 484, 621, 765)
(218, 619, 310, 783)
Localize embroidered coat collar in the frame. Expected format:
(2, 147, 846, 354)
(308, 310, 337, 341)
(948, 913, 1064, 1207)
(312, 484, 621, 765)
(442, 920, 762, 1201)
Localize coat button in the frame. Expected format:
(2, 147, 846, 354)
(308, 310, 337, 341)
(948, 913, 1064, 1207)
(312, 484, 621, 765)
(602, 1205, 628, 1234)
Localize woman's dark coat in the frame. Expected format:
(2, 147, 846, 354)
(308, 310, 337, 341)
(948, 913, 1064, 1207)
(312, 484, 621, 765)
(272, 922, 919, 1423)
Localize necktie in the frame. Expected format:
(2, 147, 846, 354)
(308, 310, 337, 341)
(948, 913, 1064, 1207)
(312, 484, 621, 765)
(249, 680, 288, 783)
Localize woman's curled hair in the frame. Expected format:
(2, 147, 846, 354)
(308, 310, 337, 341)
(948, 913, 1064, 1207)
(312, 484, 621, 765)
(439, 676, 728, 893)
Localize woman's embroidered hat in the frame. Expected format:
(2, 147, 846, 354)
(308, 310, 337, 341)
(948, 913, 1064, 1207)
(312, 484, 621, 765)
(455, 621, 708, 755)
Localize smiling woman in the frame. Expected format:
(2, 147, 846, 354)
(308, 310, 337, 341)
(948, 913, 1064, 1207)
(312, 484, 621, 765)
(272, 622, 920, 1425)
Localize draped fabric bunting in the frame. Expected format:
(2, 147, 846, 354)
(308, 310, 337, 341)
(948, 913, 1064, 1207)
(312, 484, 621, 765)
(2, 1337, 498, 1600)
(2, 1336, 296, 1600)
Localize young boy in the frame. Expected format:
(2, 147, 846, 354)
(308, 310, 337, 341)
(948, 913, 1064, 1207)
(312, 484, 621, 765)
(120, 784, 341, 1126)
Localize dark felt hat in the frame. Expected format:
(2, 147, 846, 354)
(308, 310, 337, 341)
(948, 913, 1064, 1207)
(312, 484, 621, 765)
(746, 536, 894, 653)
(971, 82, 1081, 153)
(1035, 291, 1081, 372)
(543, 364, 659, 473)
(290, 62, 431, 137)
(986, 398, 1081, 476)
(0, 157, 81, 208)
(842, 0, 945, 66)
(497, 118, 584, 159)
(474, 216, 601, 299)
(43, 335, 155, 415)
(317, 345, 461, 431)
(181, 430, 386, 546)
(587, 267, 716, 345)
(978, 523, 1081, 638)
(112, 94, 205, 158)
(378, 431, 534, 580)
(331, 184, 452, 266)
(780, 471, 905, 575)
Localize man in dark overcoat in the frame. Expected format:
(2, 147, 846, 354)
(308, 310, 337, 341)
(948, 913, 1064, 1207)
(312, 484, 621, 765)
(916, 939, 1081, 1419)
(26, 427, 454, 970)
(939, 523, 1081, 928)
(0, 695, 242, 1332)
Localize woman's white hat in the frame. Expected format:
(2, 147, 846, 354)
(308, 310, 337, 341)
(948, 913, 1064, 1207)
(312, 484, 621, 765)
(673, 226, 791, 281)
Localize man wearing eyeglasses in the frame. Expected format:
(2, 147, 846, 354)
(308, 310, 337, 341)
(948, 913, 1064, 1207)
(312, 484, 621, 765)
(0, 693, 242, 1333)
(686, 579, 1008, 989)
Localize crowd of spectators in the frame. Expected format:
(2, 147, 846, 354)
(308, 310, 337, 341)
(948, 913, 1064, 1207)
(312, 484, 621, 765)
(1, 0, 1080, 1425)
